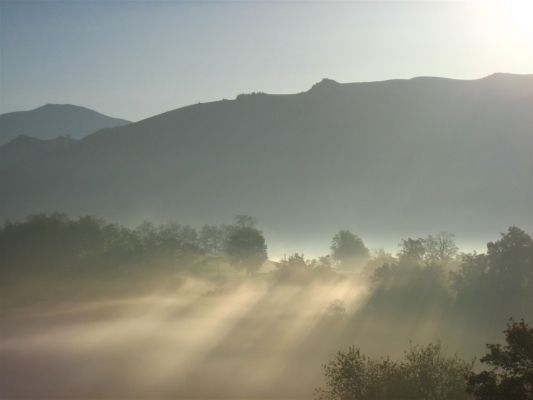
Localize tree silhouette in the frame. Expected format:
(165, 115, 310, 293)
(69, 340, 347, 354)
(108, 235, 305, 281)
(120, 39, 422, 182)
(451, 227, 533, 324)
(467, 319, 533, 400)
(330, 230, 369, 269)
(424, 232, 458, 266)
(225, 225, 267, 274)
(398, 237, 426, 266)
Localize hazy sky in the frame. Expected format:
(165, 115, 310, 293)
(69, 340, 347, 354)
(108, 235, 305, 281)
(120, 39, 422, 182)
(1, 0, 532, 121)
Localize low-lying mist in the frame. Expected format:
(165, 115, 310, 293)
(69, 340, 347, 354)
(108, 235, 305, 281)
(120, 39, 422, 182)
(1, 214, 531, 399)
(0, 275, 475, 398)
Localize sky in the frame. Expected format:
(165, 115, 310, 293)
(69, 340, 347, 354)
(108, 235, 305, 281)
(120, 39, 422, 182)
(1, 0, 532, 121)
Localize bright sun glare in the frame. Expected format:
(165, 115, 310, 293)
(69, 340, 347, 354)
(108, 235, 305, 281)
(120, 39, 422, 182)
(470, 0, 533, 40)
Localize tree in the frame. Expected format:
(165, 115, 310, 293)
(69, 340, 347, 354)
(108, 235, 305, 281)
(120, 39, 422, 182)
(365, 248, 397, 272)
(398, 237, 426, 266)
(330, 230, 369, 268)
(467, 319, 533, 400)
(316, 346, 373, 400)
(225, 225, 267, 274)
(199, 224, 228, 256)
(402, 343, 473, 400)
(424, 232, 458, 266)
(276, 253, 312, 283)
(451, 227, 533, 323)
(316, 343, 472, 400)
(486, 226, 533, 291)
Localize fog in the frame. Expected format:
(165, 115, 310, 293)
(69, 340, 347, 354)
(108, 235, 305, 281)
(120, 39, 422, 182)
(0, 272, 499, 399)
(1, 276, 363, 398)
(1, 216, 531, 399)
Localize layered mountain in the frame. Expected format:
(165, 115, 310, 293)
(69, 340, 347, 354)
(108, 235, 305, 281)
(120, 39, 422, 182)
(1, 73, 531, 249)
(0, 104, 130, 145)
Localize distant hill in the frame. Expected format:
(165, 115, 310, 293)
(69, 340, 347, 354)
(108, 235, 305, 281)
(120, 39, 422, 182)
(0, 73, 531, 249)
(0, 104, 130, 145)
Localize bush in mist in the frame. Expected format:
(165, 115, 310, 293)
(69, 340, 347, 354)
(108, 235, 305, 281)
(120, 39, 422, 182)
(275, 253, 335, 283)
(316, 343, 473, 400)
(467, 319, 533, 400)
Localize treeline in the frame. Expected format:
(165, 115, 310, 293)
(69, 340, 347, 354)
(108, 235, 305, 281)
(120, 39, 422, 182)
(1, 214, 532, 327)
(0, 213, 267, 281)
(0, 214, 374, 283)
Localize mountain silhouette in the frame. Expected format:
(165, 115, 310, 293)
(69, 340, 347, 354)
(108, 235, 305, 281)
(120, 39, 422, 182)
(0, 73, 531, 246)
(0, 104, 130, 145)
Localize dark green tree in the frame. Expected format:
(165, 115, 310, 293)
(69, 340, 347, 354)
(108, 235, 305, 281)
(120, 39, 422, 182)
(225, 225, 267, 274)
(451, 227, 533, 323)
(330, 230, 369, 268)
(467, 319, 533, 400)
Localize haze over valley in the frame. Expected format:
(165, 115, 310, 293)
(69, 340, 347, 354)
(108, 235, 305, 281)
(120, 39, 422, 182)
(1, 73, 531, 256)
(1, 1, 532, 399)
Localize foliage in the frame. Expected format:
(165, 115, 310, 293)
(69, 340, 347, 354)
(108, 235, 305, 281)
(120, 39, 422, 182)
(366, 261, 453, 317)
(316, 343, 473, 400)
(396, 232, 458, 268)
(0, 213, 267, 281)
(275, 253, 335, 283)
(331, 230, 369, 268)
(398, 237, 426, 267)
(467, 319, 533, 400)
(424, 232, 459, 266)
(451, 227, 533, 324)
(225, 225, 267, 274)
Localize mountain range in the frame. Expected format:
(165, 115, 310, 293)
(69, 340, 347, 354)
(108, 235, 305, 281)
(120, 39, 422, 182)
(0, 73, 531, 252)
(0, 104, 130, 145)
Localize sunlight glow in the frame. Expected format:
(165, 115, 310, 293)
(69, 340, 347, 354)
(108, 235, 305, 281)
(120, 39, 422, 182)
(468, 0, 533, 42)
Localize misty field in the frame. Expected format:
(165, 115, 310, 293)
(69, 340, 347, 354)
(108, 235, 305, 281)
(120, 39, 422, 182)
(1, 277, 367, 398)
(0, 216, 531, 399)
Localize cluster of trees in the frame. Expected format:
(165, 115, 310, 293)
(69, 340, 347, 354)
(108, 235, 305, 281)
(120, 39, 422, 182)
(276, 227, 531, 328)
(360, 227, 533, 327)
(275, 253, 336, 283)
(316, 343, 472, 400)
(0, 213, 267, 282)
(360, 233, 460, 318)
(0, 214, 380, 285)
(272, 230, 370, 283)
(316, 319, 533, 400)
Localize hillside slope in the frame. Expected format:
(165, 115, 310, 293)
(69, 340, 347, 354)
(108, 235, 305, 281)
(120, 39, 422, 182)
(1, 73, 531, 248)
